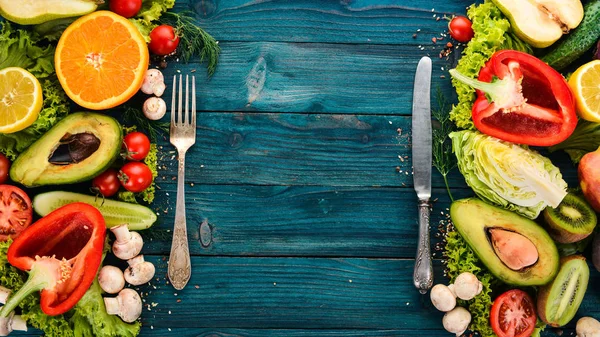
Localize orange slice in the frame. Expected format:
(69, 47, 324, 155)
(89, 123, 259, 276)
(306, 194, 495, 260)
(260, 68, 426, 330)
(55, 11, 149, 110)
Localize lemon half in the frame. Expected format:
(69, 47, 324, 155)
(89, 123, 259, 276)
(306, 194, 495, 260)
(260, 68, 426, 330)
(0, 67, 42, 134)
(569, 60, 600, 123)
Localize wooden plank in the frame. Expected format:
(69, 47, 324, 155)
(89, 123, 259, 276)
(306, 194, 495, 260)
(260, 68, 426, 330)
(143, 186, 471, 257)
(174, 0, 472, 45)
(159, 42, 459, 114)
(150, 112, 578, 188)
(128, 256, 599, 330)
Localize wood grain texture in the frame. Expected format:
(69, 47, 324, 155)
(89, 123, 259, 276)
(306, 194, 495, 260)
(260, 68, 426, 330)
(160, 42, 459, 114)
(175, 0, 472, 44)
(143, 185, 471, 257)
(149, 112, 578, 188)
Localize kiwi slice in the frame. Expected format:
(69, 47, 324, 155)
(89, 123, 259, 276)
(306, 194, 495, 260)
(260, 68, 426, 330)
(537, 255, 589, 327)
(543, 193, 597, 243)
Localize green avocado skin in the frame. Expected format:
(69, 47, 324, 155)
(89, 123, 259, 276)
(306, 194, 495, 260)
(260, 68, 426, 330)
(450, 198, 560, 286)
(10, 112, 122, 187)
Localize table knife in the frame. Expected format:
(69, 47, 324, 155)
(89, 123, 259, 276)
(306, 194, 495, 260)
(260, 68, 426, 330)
(411, 56, 433, 294)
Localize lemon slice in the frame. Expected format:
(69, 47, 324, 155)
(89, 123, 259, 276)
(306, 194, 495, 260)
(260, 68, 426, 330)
(569, 60, 600, 123)
(0, 67, 42, 134)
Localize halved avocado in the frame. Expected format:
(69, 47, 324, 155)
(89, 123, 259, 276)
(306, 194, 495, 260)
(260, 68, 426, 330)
(0, 0, 97, 25)
(450, 198, 559, 286)
(10, 112, 122, 187)
(492, 0, 583, 48)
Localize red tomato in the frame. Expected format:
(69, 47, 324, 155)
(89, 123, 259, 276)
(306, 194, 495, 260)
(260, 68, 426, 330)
(448, 16, 474, 43)
(490, 289, 537, 337)
(0, 154, 10, 184)
(119, 162, 153, 193)
(109, 0, 142, 18)
(148, 25, 180, 56)
(92, 169, 120, 197)
(123, 132, 151, 161)
(0, 185, 32, 241)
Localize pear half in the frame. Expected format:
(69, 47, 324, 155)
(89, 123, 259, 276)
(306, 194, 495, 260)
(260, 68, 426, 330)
(492, 0, 584, 48)
(0, 0, 97, 25)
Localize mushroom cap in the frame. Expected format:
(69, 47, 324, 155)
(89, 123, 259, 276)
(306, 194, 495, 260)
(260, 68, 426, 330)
(124, 259, 156, 286)
(117, 289, 143, 323)
(454, 272, 482, 300)
(140, 69, 165, 95)
(442, 306, 471, 336)
(112, 231, 143, 260)
(577, 317, 600, 336)
(430, 284, 456, 312)
(143, 97, 167, 121)
(98, 265, 126, 294)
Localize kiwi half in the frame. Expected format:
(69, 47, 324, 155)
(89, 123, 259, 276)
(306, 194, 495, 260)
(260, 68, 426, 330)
(543, 193, 597, 243)
(537, 255, 589, 327)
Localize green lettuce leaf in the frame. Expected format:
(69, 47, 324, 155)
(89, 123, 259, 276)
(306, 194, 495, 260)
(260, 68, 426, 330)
(70, 280, 141, 337)
(0, 23, 69, 160)
(449, 0, 532, 130)
(130, 0, 176, 41)
(449, 130, 568, 219)
(549, 119, 600, 164)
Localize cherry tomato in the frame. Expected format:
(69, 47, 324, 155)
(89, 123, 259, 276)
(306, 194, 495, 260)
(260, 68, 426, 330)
(148, 25, 180, 56)
(0, 185, 32, 241)
(123, 132, 151, 161)
(92, 169, 120, 197)
(119, 162, 153, 193)
(490, 289, 537, 337)
(0, 154, 10, 184)
(109, 0, 142, 18)
(448, 16, 474, 43)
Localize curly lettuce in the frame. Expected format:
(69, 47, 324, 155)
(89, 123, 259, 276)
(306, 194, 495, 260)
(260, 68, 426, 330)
(450, 1, 532, 130)
(450, 130, 568, 219)
(130, 0, 176, 41)
(0, 22, 69, 160)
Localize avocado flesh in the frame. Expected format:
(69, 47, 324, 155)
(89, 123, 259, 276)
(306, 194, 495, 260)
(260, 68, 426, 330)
(492, 0, 584, 48)
(10, 112, 122, 187)
(450, 198, 560, 286)
(0, 0, 97, 25)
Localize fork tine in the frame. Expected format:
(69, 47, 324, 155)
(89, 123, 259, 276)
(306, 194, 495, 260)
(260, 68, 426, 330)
(177, 74, 183, 124)
(171, 75, 176, 125)
(191, 76, 196, 129)
(185, 75, 189, 125)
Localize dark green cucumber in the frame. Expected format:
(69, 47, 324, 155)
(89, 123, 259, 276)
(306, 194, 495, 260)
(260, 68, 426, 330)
(542, 0, 600, 70)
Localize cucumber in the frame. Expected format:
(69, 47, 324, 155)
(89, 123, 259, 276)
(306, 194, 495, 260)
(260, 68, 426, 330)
(33, 191, 157, 230)
(542, 0, 600, 70)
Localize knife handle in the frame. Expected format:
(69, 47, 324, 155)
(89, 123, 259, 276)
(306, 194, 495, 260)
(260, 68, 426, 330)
(413, 199, 433, 294)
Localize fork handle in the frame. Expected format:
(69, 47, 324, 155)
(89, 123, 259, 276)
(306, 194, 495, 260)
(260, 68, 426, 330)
(168, 151, 192, 290)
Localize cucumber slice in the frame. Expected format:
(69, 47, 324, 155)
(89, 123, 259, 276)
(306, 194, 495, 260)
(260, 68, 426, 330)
(0, 0, 97, 25)
(33, 191, 157, 230)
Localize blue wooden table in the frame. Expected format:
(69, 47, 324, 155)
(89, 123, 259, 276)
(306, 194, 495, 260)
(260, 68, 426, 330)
(25, 1, 600, 336)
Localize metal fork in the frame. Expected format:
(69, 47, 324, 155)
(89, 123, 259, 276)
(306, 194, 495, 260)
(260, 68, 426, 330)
(168, 74, 196, 290)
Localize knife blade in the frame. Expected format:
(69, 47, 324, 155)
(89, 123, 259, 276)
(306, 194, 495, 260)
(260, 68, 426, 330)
(411, 56, 433, 294)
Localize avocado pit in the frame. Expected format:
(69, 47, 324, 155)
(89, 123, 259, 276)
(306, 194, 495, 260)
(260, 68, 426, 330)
(488, 228, 539, 271)
(49, 133, 100, 165)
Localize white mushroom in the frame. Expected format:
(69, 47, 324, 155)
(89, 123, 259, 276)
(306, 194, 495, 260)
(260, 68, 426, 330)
(124, 255, 155, 286)
(111, 224, 143, 260)
(142, 97, 167, 120)
(0, 287, 11, 305)
(442, 306, 471, 337)
(453, 272, 483, 301)
(0, 311, 27, 336)
(577, 317, 600, 337)
(104, 288, 142, 323)
(430, 284, 457, 312)
(140, 69, 166, 96)
(98, 266, 126, 294)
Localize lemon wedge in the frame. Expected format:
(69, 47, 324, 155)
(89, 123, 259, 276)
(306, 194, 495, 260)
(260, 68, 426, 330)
(569, 60, 600, 123)
(0, 67, 42, 134)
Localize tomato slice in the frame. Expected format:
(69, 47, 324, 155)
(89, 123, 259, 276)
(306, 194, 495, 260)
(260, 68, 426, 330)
(0, 185, 32, 241)
(490, 289, 537, 337)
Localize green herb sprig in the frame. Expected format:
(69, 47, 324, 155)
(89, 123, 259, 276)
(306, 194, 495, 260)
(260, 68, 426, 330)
(160, 11, 220, 76)
(432, 88, 456, 201)
(123, 106, 169, 143)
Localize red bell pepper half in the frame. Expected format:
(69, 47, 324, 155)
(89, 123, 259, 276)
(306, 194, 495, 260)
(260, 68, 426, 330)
(450, 50, 577, 146)
(0, 202, 105, 317)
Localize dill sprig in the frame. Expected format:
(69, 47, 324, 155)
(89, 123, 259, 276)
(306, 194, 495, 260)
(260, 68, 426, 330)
(160, 11, 220, 77)
(432, 88, 456, 201)
(123, 106, 169, 142)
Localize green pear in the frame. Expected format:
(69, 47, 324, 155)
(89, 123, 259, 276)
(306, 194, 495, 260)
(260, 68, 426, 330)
(492, 0, 584, 48)
(0, 0, 98, 25)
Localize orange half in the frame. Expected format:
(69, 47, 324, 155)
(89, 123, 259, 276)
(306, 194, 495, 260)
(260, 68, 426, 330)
(55, 11, 149, 110)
